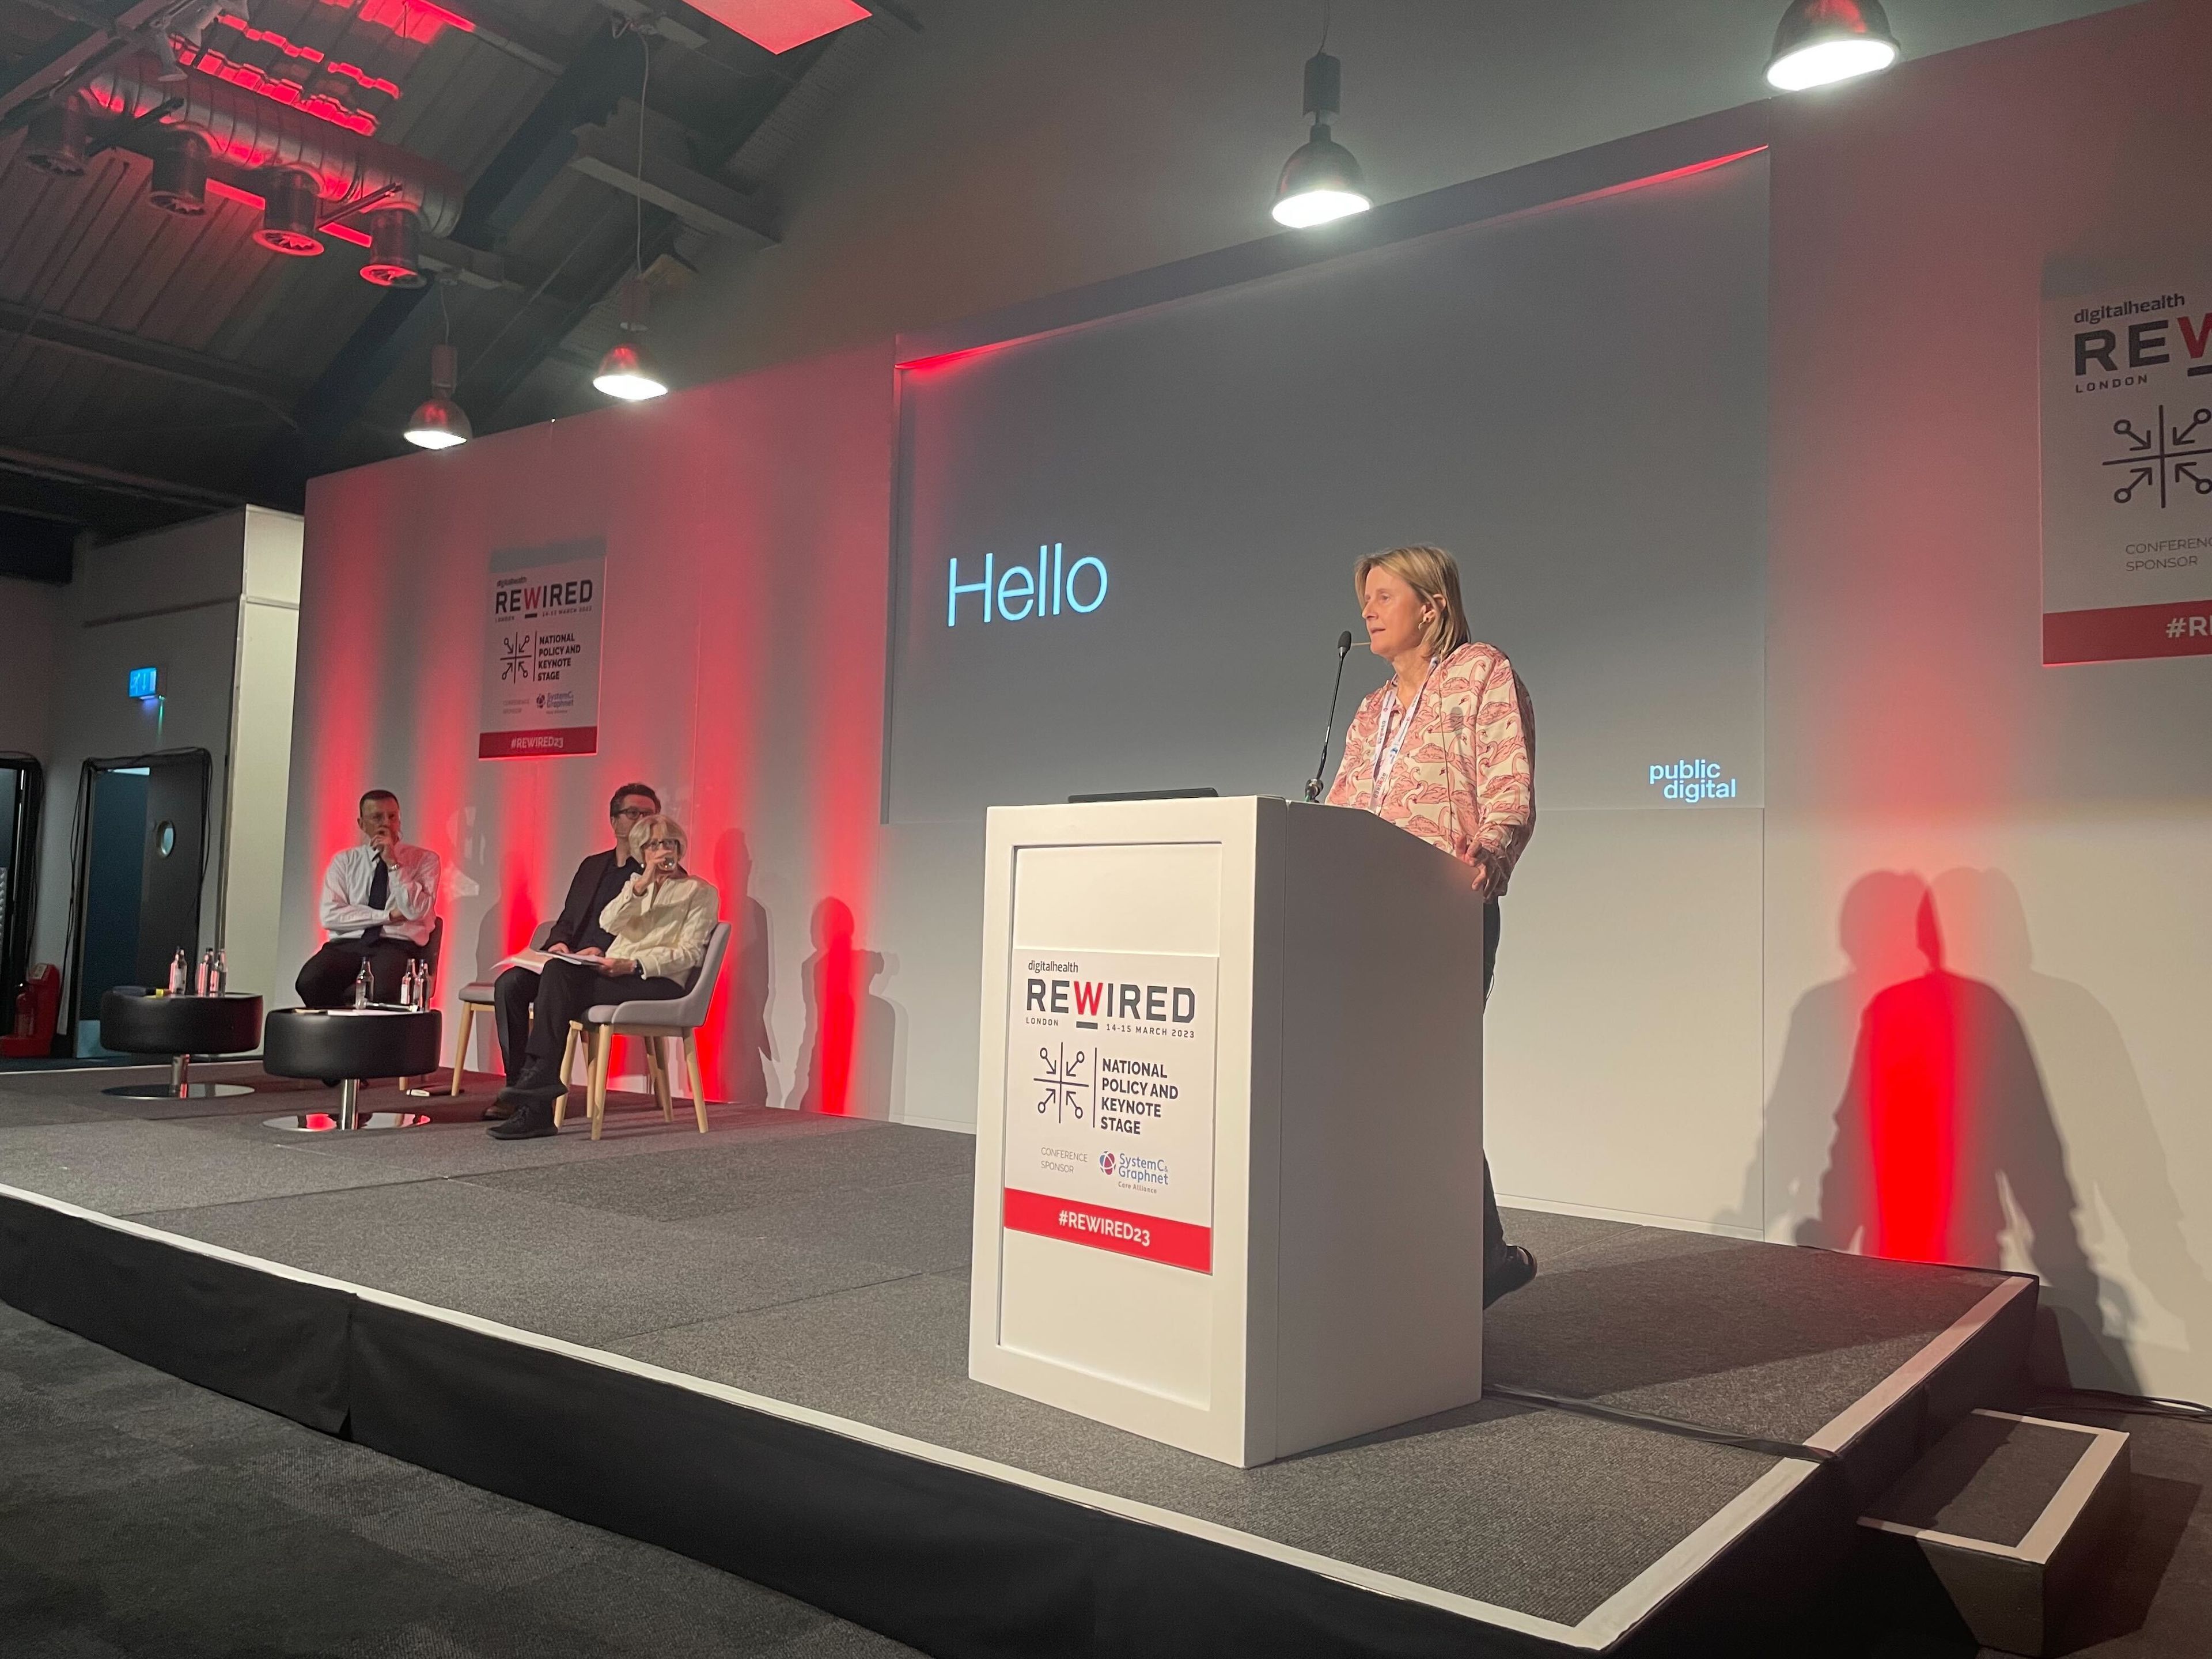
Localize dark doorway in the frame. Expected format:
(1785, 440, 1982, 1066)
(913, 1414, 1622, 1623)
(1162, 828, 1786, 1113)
(68, 751, 211, 1053)
(0, 754, 41, 1012)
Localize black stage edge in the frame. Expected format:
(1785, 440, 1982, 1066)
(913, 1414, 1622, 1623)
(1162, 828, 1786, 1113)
(0, 1180, 2036, 1658)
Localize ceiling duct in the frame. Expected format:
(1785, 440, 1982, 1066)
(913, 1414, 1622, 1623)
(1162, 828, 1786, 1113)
(256, 168, 324, 255)
(71, 54, 464, 240)
(148, 132, 211, 214)
(359, 206, 426, 287)
(24, 99, 88, 175)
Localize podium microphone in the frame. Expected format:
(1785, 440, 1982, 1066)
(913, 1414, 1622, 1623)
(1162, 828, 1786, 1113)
(1303, 630, 1357, 802)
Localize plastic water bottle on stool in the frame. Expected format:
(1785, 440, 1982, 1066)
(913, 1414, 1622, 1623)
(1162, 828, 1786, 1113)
(195, 949, 215, 995)
(168, 948, 188, 995)
(208, 949, 226, 997)
(353, 959, 373, 1009)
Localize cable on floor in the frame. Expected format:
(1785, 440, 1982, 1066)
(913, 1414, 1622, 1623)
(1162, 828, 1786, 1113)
(1485, 1383, 1841, 1465)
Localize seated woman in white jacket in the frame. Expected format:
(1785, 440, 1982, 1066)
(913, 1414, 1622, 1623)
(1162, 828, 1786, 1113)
(490, 812, 719, 1140)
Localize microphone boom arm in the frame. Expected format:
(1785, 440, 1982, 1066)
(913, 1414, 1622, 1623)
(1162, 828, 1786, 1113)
(1303, 632, 1356, 802)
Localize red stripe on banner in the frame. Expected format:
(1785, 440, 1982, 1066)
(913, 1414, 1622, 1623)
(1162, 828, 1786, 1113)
(478, 726, 598, 758)
(1002, 1188, 1211, 1273)
(2044, 600, 2212, 664)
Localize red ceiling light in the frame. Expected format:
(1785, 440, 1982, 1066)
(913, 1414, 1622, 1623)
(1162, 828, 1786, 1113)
(254, 169, 325, 253)
(682, 0, 867, 54)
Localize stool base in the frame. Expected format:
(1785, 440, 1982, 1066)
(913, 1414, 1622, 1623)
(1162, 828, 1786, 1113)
(259, 1076, 429, 1133)
(101, 1055, 253, 1100)
(105, 1082, 256, 1100)
(264, 1111, 434, 1133)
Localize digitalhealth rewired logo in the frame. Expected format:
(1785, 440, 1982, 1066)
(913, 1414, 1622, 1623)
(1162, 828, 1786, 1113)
(947, 543, 1107, 624)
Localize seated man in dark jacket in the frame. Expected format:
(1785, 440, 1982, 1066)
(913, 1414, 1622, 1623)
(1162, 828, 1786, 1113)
(482, 781, 657, 1118)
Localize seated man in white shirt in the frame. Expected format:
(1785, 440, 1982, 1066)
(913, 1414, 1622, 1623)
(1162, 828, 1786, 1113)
(489, 812, 718, 1140)
(296, 790, 442, 1008)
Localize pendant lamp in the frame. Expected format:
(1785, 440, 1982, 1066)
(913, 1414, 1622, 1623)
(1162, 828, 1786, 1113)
(1766, 0, 1900, 92)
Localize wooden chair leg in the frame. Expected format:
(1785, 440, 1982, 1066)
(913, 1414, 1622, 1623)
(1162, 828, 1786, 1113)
(449, 1002, 474, 1096)
(649, 1038, 673, 1123)
(589, 1024, 612, 1141)
(554, 1021, 581, 1128)
(684, 1031, 709, 1133)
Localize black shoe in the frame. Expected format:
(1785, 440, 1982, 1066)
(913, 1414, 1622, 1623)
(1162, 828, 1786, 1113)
(1483, 1244, 1537, 1309)
(482, 1094, 517, 1120)
(488, 1096, 556, 1139)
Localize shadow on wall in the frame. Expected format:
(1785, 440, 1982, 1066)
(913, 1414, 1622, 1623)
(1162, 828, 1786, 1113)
(789, 896, 896, 1118)
(1750, 869, 2209, 1392)
(709, 830, 774, 1107)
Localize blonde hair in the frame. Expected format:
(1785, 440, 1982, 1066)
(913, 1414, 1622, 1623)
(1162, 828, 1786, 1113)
(628, 812, 688, 862)
(1354, 545, 1469, 658)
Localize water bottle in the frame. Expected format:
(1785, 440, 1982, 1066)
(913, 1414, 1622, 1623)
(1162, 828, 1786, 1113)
(195, 949, 214, 995)
(353, 959, 373, 1009)
(403, 960, 421, 1010)
(209, 949, 226, 997)
(167, 948, 188, 996)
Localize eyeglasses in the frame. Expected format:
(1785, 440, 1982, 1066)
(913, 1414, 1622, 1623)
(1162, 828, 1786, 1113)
(642, 838, 681, 852)
(612, 806, 653, 820)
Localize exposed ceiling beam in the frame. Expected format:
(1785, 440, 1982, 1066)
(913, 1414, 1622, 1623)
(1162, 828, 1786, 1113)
(484, 30, 836, 423)
(0, 442, 252, 511)
(0, 299, 300, 421)
(567, 109, 776, 244)
(419, 235, 545, 293)
(0, 0, 172, 124)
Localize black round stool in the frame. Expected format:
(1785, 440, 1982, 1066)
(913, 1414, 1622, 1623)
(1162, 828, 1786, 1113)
(100, 988, 264, 1100)
(262, 1007, 441, 1132)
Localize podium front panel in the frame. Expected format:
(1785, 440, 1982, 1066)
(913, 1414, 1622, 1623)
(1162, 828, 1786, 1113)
(969, 797, 1484, 1468)
(969, 800, 1263, 1463)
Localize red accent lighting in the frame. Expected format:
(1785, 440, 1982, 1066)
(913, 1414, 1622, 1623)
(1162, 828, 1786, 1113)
(681, 0, 866, 54)
(351, 0, 475, 44)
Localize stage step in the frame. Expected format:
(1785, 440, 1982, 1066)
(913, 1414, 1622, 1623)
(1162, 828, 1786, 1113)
(1859, 1408, 2130, 1657)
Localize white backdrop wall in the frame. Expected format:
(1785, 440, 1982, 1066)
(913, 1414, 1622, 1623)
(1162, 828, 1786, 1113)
(1763, 0, 2212, 1396)
(285, 1, 2211, 1398)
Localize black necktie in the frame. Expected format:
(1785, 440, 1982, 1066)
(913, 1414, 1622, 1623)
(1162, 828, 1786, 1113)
(362, 856, 389, 942)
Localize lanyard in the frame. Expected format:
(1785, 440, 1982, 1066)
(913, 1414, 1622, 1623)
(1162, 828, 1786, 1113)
(1370, 662, 1434, 800)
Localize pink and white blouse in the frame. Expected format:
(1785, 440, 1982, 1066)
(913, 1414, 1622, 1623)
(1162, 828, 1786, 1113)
(1324, 640, 1536, 897)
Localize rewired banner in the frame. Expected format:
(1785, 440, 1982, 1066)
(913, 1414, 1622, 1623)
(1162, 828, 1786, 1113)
(2042, 275, 2212, 663)
(1001, 948, 1218, 1273)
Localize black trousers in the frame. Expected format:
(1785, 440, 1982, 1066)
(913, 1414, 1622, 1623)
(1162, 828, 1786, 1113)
(1480, 900, 1508, 1267)
(491, 966, 540, 1085)
(296, 937, 422, 1009)
(516, 958, 686, 1089)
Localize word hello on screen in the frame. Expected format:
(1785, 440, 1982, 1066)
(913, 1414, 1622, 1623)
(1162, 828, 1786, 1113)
(948, 544, 1108, 625)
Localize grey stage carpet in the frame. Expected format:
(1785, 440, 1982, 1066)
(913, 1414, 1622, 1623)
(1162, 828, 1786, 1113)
(0, 1065, 2010, 1629)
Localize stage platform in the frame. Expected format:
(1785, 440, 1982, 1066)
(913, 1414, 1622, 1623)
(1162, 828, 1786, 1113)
(0, 1062, 2037, 1657)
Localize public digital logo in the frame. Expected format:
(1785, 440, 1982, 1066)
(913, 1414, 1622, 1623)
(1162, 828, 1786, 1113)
(1647, 759, 1739, 804)
(1099, 1152, 1116, 1176)
(948, 541, 1107, 626)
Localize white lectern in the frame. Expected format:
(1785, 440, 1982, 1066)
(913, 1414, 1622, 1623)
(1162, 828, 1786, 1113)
(967, 796, 1488, 1468)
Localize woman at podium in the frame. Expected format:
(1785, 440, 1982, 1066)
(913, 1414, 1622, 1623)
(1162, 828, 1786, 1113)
(1324, 544, 1538, 1307)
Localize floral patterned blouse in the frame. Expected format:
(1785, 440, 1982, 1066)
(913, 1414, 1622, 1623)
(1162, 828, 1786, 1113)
(1324, 640, 1535, 897)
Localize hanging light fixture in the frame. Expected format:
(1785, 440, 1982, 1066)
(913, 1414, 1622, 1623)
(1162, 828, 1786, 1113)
(593, 31, 671, 403)
(1271, 11, 1370, 230)
(404, 285, 471, 449)
(593, 277, 669, 400)
(1765, 0, 1900, 92)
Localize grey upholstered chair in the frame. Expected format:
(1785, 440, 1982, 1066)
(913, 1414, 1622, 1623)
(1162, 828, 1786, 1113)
(447, 921, 553, 1095)
(559, 920, 731, 1141)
